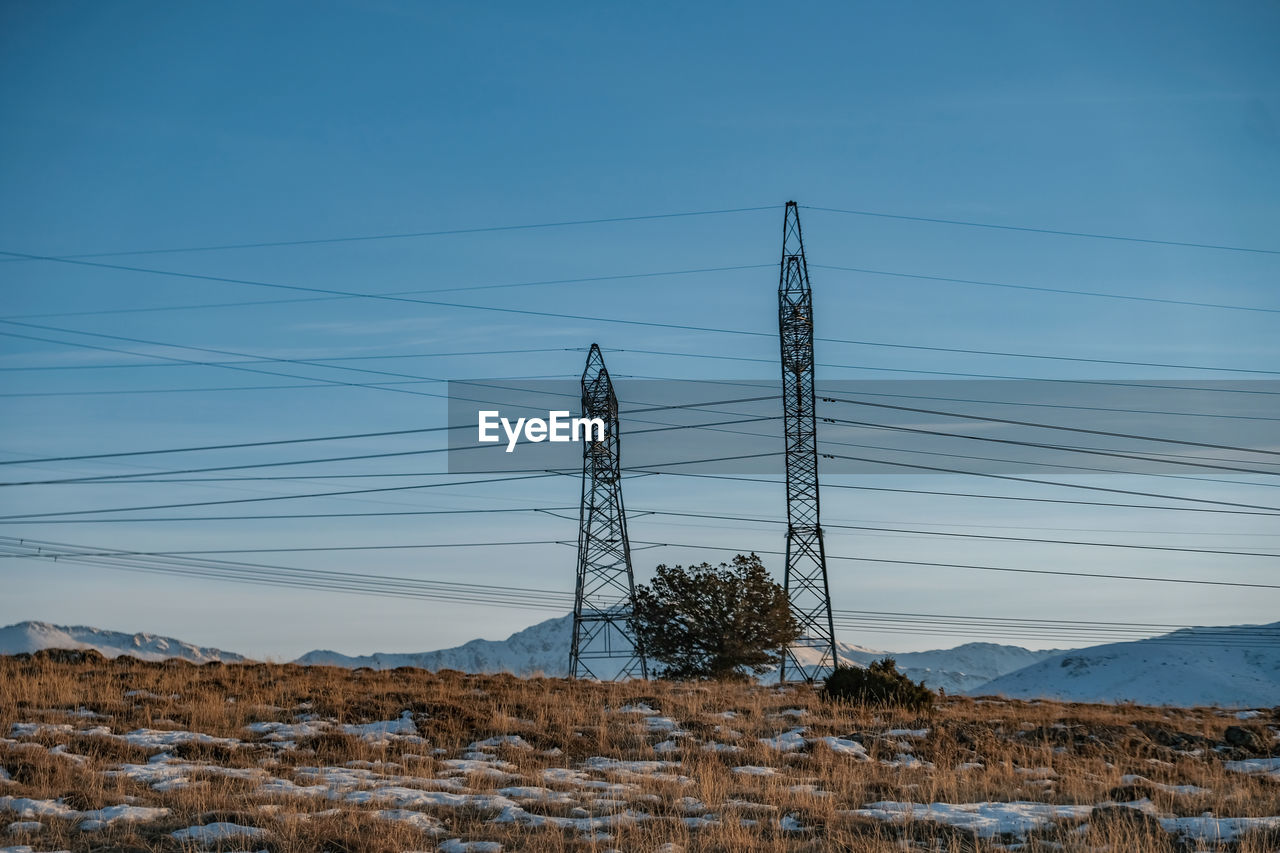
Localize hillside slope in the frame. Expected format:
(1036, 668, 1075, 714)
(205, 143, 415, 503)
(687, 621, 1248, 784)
(975, 622, 1280, 707)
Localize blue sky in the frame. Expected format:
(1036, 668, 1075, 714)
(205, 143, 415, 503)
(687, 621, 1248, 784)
(1, 2, 1277, 658)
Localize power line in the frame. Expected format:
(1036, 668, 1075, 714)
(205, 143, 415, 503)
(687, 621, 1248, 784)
(4, 257, 1276, 376)
(821, 383, 1280, 423)
(44, 466, 1280, 522)
(629, 540, 1280, 590)
(834, 614, 1274, 640)
(6, 536, 1278, 636)
(801, 204, 1280, 255)
(0, 346, 584, 371)
(0, 265, 773, 323)
(0, 424, 464, 467)
(0, 415, 780, 486)
(639, 470, 1280, 517)
(0, 526, 579, 557)
(821, 396, 1280, 458)
(5, 199, 1274, 261)
(0, 327, 469, 404)
(626, 509, 1280, 559)
(618, 348, 1280, 396)
(0, 474, 570, 521)
(812, 263, 1280, 315)
(0, 206, 774, 262)
(623, 353, 1280, 409)
(819, 450, 1280, 513)
(818, 415, 1280, 478)
(4, 256, 1271, 331)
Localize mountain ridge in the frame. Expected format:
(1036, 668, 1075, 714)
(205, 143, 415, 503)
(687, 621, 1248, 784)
(5, 616, 1276, 707)
(0, 620, 246, 664)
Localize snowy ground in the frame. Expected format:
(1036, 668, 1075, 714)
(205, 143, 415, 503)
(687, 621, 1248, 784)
(2, 658, 1278, 851)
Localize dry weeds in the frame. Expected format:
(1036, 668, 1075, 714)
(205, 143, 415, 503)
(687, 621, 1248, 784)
(0, 652, 1276, 852)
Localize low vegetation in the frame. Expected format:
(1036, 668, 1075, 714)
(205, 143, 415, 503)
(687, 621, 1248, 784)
(821, 658, 935, 712)
(0, 651, 1277, 851)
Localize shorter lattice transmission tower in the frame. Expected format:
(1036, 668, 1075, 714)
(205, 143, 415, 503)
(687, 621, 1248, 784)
(569, 344, 648, 680)
(778, 201, 837, 683)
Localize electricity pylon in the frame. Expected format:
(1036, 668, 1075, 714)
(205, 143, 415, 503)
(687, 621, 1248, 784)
(777, 201, 837, 683)
(569, 344, 648, 680)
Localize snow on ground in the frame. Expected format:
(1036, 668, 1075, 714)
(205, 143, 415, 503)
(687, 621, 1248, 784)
(4, 707, 1278, 849)
(0, 798, 169, 830)
(1224, 757, 1280, 780)
(1118, 774, 1209, 796)
(847, 800, 1095, 838)
(759, 727, 807, 751)
(815, 736, 870, 759)
(169, 821, 269, 843)
(436, 839, 503, 853)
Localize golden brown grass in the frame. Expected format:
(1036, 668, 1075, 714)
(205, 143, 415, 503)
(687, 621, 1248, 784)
(0, 652, 1276, 852)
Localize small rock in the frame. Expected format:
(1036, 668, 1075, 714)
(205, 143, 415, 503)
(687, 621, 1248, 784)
(1223, 725, 1263, 751)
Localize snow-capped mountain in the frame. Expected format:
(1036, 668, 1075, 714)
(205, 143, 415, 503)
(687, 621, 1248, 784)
(837, 642, 1061, 694)
(295, 614, 577, 675)
(0, 621, 245, 664)
(975, 622, 1280, 708)
(292, 614, 1052, 692)
(8, 616, 1277, 708)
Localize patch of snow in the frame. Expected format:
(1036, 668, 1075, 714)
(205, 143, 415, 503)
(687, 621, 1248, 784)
(1160, 814, 1280, 842)
(170, 822, 268, 843)
(881, 754, 934, 770)
(469, 735, 533, 751)
(437, 841, 503, 853)
(0, 797, 169, 829)
(1118, 774, 1209, 796)
(495, 787, 576, 806)
(759, 728, 806, 752)
(701, 742, 743, 753)
(116, 728, 242, 750)
(244, 719, 328, 741)
(375, 809, 445, 835)
(643, 717, 682, 732)
(780, 813, 809, 832)
(1224, 757, 1280, 780)
(847, 801, 1091, 839)
(77, 804, 172, 831)
(816, 736, 869, 759)
(343, 711, 417, 740)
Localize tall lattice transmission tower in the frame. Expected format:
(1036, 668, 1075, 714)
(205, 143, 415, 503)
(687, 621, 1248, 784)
(777, 201, 837, 683)
(569, 344, 648, 680)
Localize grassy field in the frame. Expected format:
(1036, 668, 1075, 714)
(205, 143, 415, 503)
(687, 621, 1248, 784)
(0, 651, 1277, 852)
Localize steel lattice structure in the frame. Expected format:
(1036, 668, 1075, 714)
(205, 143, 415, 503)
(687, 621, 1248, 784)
(569, 344, 648, 680)
(777, 201, 837, 683)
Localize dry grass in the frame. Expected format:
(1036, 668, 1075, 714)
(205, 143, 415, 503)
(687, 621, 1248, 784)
(0, 652, 1276, 851)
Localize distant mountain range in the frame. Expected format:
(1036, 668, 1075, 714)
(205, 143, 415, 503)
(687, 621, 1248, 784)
(4, 616, 1277, 707)
(296, 615, 1060, 694)
(0, 621, 245, 664)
